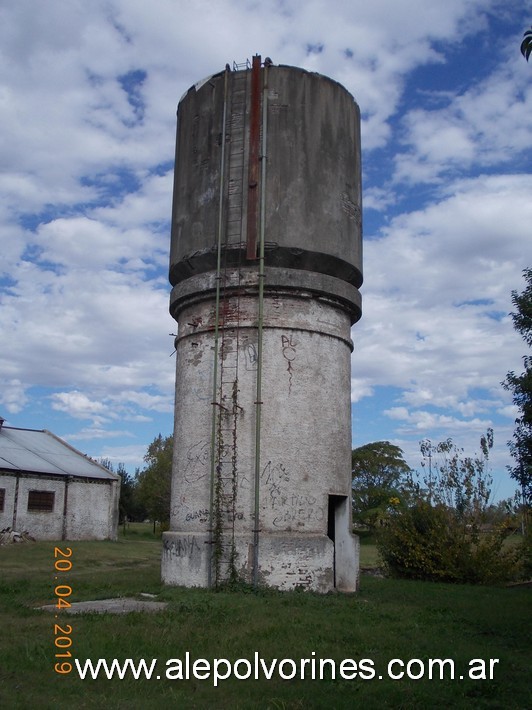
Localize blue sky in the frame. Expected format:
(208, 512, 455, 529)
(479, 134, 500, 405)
(1, 0, 531, 501)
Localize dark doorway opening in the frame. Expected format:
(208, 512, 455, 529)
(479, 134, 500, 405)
(327, 494, 347, 588)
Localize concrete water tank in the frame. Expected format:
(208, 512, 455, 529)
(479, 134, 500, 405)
(162, 56, 362, 592)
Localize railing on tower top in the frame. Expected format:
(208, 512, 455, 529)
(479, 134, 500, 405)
(232, 59, 251, 71)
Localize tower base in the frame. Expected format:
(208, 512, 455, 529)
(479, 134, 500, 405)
(161, 531, 359, 593)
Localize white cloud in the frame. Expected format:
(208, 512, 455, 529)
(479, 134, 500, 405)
(116, 391, 174, 414)
(394, 51, 532, 183)
(0, 380, 29, 414)
(350, 378, 374, 404)
(383, 406, 491, 433)
(363, 187, 397, 213)
(352, 173, 530, 420)
(67, 427, 135, 441)
(0, 0, 529, 493)
(93, 442, 152, 469)
(51, 391, 109, 421)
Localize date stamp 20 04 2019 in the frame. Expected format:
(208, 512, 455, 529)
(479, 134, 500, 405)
(53, 546, 73, 674)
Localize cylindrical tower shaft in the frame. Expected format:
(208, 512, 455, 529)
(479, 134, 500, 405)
(162, 58, 362, 592)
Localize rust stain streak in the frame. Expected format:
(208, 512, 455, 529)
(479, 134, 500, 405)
(246, 55, 261, 260)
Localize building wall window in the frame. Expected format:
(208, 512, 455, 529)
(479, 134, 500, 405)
(27, 490, 55, 512)
(0, 488, 5, 512)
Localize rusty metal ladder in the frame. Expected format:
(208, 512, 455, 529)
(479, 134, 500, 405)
(210, 64, 249, 586)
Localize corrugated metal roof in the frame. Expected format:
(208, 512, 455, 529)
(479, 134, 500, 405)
(0, 427, 119, 481)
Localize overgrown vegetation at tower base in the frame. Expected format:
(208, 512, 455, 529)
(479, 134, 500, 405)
(0, 533, 530, 709)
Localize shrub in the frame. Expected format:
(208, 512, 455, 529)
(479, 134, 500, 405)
(377, 501, 521, 584)
(521, 525, 532, 578)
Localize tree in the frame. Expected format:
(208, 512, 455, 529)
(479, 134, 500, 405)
(117, 464, 147, 523)
(351, 441, 412, 529)
(377, 431, 522, 584)
(136, 434, 173, 527)
(503, 268, 532, 509)
(419, 431, 493, 522)
(98, 458, 146, 524)
(521, 26, 532, 62)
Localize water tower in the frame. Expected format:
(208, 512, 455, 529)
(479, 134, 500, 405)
(162, 56, 362, 592)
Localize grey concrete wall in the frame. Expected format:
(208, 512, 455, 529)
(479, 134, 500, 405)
(0, 475, 17, 529)
(162, 280, 359, 592)
(66, 479, 119, 541)
(164, 61, 362, 592)
(169, 65, 362, 299)
(0, 473, 119, 541)
(263, 66, 362, 288)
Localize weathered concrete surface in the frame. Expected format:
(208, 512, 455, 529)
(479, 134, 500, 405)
(39, 598, 168, 614)
(0, 474, 119, 541)
(162, 533, 337, 592)
(164, 61, 362, 593)
(170, 266, 362, 325)
(162, 291, 360, 592)
(169, 65, 362, 297)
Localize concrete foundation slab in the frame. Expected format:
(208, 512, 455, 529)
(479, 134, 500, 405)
(38, 598, 168, 614)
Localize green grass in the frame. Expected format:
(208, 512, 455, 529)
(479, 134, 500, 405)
(359, 536, 381, 570)
(0, 531, 530, 709)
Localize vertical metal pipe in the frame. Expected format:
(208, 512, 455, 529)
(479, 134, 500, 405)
(208, 67, 229, 588)
(252, 61, 268, 587)
(62, 476, 70, 541)
(12, 472, 20, 530)
(246, 55, 261, 260)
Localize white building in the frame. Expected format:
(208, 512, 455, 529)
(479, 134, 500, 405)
(0, 423, 120, 541)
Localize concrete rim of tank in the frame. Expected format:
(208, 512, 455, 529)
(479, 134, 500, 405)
(170, 266, 362, 326)
(177, 62, 360, 108)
